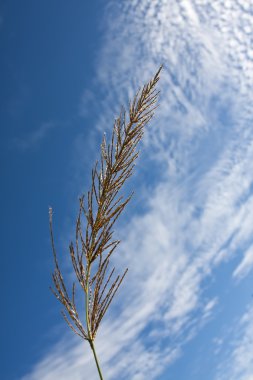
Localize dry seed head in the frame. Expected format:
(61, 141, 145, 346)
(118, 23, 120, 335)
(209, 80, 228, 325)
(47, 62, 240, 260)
(50, 66, 162, 341)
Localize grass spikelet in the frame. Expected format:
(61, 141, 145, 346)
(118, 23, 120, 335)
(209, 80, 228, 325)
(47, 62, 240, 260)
(49, 66, 162, 379)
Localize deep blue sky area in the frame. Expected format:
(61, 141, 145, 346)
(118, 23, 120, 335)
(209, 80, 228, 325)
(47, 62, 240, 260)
(0, 2, 102, 379)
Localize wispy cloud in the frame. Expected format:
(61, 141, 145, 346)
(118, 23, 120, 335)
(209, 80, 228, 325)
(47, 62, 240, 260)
(214, 304, 253, 380)
(24, 142, 253, 379)
(23, 0, 253, 379)
(12, 121, 55, 151)
(233, 244, 253, 280)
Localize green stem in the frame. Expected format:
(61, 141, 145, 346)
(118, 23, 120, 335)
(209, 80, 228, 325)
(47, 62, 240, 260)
(89, 339, 104, 380)
(85, 263, 105, 380)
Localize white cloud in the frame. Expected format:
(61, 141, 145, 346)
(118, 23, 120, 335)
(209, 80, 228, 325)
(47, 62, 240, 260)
(215, 304, 253, 380)
(233, 244, 253, 280)
(24, 138, 253, 378)
(13, 121, 55, 150)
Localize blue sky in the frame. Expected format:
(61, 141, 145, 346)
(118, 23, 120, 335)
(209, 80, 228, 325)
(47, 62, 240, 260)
(1, 1, 253, 380)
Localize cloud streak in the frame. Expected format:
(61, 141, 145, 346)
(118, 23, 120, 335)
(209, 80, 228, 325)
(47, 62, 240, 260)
(215, 304, 253, 380)
(13, 121, 55, 151)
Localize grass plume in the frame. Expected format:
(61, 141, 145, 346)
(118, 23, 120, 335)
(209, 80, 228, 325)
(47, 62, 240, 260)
(49, 66, 162, 379)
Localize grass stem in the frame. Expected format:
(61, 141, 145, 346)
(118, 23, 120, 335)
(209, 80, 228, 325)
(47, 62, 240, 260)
(89, 339, 104, 380)
(86, 264, 104, 379)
